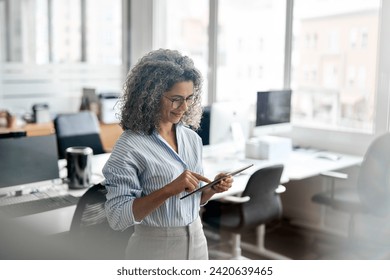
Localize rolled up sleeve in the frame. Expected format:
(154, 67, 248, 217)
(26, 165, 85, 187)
(103, 163, 142, 231)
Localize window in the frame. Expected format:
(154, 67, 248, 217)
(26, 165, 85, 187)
(154, 0, 209, 103)
(217, 0, 286, 104)
(361, 28, 368, 48)
(328, 30, 340, 53)
(0, 0, 6, 62)
(0, 0, 124, 115)
(291, 0, 381, 133)
(350, 28, 358, 49)
(51, 0, 82, 63)
(151, 0, 383, 143)
(1, 0, 122, 64)
(85, 0, 122, 64)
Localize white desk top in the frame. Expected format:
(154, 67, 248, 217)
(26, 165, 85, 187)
(203, 143, 362, 199)
(4, 144, 363, 235)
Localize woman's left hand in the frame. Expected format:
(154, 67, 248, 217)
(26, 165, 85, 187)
(211, 173, 233, 193)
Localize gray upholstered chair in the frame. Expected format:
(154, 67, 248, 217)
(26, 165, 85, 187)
(202, 164, 289, 259)
(311, 132, 390, 258)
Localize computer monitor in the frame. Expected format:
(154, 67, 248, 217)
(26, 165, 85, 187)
(209, 101, 251, 148)
(253, 89, 292, 137)
(0, 134, 60, 189)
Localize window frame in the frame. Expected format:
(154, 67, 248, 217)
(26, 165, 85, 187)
(4, 0, 384, 156)
(287, 0, 389, 156)
(134, 0, 389, 156)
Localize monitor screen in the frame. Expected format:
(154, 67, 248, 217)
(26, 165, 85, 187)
(254, 90, 292, 136)
(256, 90, 292, 126)
(209, 101, 251, 146)
(0, 134, 60, 188)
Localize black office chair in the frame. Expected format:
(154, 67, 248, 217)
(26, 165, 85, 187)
(69, 183, 133, 259)
(54, 111, 105, 159)
(196, 106, 211, 145)
(311, 132, 390, 257)
(202, 164, 289, 259)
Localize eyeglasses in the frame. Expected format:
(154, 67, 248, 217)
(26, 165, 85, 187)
(163, 95, 195, 109)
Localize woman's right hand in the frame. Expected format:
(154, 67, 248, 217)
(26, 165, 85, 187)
(132, 170, 210, 222)
(168, 170, 211, 195)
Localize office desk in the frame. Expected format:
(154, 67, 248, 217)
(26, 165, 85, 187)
(7, 146, 362, 239)
(8, 153, 110, 235)
(203, 143, 362, 200)
(202, 143, 362, 259)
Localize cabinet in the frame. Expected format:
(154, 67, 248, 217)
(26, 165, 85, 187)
(24, 123, 55, 136)
(99, 123, 123, 152)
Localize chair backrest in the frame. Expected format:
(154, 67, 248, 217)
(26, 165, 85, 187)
(69, 183, 133, 259)
(54, 111, 105, 159)
(70, 183, 108, 232)
(357, 132, 390, 217)
(196, 106, 211, 145)
(242, 164, 284, 228)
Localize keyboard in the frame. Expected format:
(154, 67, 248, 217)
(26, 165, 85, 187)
(0, 194, 79, 217)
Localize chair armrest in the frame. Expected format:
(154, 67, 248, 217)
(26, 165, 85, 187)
(320, 171, 348, 180)
(220, 195, 250, 204)
(275, 185, 286, 194)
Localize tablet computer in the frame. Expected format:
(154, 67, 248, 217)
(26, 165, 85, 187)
(180, 164, 254, 200)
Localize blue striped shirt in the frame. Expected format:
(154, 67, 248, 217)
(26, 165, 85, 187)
(102, 124, 204, 230)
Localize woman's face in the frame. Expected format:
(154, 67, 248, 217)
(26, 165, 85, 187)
(160, 81, 194, 127)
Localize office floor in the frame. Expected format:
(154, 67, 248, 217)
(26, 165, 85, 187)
(205, 218, 390, 260)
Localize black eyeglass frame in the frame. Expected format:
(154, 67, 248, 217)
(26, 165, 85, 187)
(163, 95, 195, 109)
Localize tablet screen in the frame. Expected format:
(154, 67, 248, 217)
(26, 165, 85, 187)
(180, 164, 253, 200)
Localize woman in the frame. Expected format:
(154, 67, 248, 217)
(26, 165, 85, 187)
(102, 49, 233, 260)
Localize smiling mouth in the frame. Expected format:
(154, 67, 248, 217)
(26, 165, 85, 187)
(172, 111, 184, 117)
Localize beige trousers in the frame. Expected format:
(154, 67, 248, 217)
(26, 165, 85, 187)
(125, 217, 208, 260)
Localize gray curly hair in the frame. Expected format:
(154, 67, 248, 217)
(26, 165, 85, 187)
(118, 49, 203, 134)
